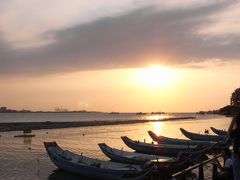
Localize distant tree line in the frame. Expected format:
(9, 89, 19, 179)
(219, 88, 240, 116)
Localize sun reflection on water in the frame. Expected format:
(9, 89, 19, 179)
(149, 121, 165, 136)
(146, 114, 169, 121)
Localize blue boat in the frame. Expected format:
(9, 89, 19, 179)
(44, 142, 153, 180)
(98, 143, 176, 165)
(121, 136, 202, 156)
(210, 127, 227, 136)
(180, 128, 227, 142)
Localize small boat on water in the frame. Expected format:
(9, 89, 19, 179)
(136, 112, 147, 115)
(98, 144, 210, 176)
(147, 131, 228, 150)
(110, 112, 120, 115)
(148, 131, 214, 146)
(44, 142, 153, 180)
(14, 129, 36, 138)
(121, 136, 202, 156)
(180, 128, 227, 142)
(151, 112, 165, 115)
(14, 134, 36, 138)
(98, 143, 176, 165)
(210, 127, 227, 136)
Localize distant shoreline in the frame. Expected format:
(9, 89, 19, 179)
(0, 117, 194, 132)
(0, 111, 102, 113)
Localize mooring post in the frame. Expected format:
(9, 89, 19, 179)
(199, 164, 204, 180)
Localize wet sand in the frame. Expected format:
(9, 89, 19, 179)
(0, 116, 194, 132)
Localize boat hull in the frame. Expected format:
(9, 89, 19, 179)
(99, 143, 175, 165)
(44, 142, 150, 180)
(210, 127, 227, 136)
(180, 128, 227, 141)
(148, 131, 213, 145)
(121, 136, 200, 156)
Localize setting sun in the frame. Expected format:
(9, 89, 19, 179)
(134, 66, 179, 89)
(1, 1, 240, 179)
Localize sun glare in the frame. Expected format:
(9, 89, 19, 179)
(135, 65, 178, 89)
(146, 114, 169, 121)
(149, 122, 164, 136)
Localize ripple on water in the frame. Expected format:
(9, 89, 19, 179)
(0, 115, 231, 179)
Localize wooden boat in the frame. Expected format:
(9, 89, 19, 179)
(110, 112, 120, 114)
(151, 112, 165, 115)
(210, 127, 227, 136)
(98, 144, 210, 177)
(98, 143, 176, 165)
(180, 128, 227, 142)
(121, 136, 202, 156)
(44, 142, 153, 180)
(136, 112, 147, 115)
(148, 131, 214, 145)
(14, 134, 36, 138)
(148, 131, 228, 150)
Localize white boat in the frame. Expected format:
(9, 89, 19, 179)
(44, 142, 153, 180)
(99, 143, 176, 164)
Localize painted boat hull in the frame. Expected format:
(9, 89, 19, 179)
(98, 143, 175, 165)
(121, 136, 201, 156)
(180, 128, 227, 141)
(44, 142, 152, 180)
(210, 127, 227, 136)
(148, 131, 228, 150)
(148, 131, 213, 145)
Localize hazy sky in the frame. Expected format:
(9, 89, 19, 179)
(0, 0, 240, 112)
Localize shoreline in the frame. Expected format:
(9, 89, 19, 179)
(0, 117, 194, 132)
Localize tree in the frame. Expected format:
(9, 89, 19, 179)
(231, 88, 240, 107)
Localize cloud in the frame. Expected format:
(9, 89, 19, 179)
(0, 0, 153, 48)
(198, 2, 240, 35)
(0, 0, 239, 75)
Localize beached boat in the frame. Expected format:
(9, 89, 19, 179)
(121, 136, 202, 156)
(148, 131, 214, 145)
(180, 128, 227, 142)
(210, 127, 227, 136)
(98, 143, 176, 165)
(44, 142, 153, 180)
(147, 131, 228, 150)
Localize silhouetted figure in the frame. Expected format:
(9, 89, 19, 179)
(228, 112, 240, 180)
(214, 148, 233, 180)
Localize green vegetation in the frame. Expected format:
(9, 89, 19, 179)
(219, 88, 240, 116)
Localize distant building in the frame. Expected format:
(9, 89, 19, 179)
(0, 107, 7, 112)
(54, 107, 68, 112)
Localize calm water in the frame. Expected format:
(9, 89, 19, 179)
(0, 112, 219, 123)
(0, 113, 231, 180)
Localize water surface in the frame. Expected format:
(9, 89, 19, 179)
(0, 113, 231, 180)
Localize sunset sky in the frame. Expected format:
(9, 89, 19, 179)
(1, 0, 240, 112)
